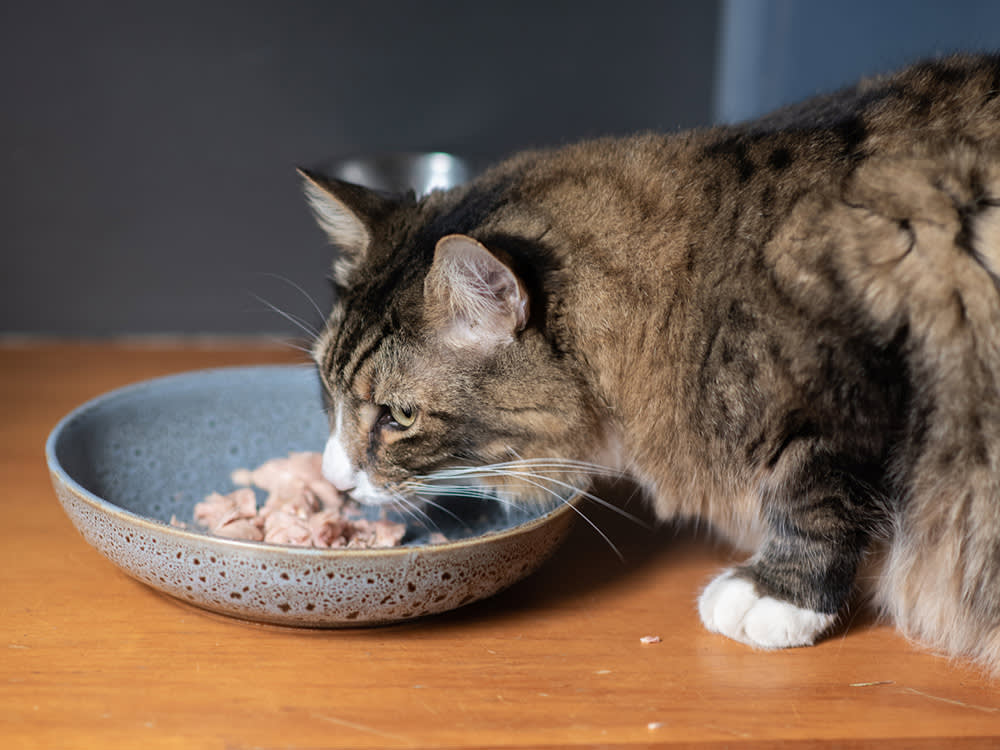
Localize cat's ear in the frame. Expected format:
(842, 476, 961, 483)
(424, 234, 529, 350)
(297, 167, 397, 285)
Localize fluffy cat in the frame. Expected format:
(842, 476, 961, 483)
(301, 54, 1000, 672)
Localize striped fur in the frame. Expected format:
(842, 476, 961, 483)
(305, 54, 1000, 673)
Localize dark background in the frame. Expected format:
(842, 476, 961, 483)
(3, 1, 998, 337)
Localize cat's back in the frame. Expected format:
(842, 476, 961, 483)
(746, 52, 1000, 139)
(474, 54, 1000, 279)
(680, 52, 1000, 216)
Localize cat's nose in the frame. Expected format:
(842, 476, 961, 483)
(321, 435, 356, 493)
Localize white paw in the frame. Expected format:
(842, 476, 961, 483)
(698, 569, 836, 649)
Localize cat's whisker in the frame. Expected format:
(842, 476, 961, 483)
(409, 480, 536, 514)
(409, 481, 530, 513)
(413, 469, 623, 559)
(385, 497, 419, 525)
(476, 490, 532, 516)
(382, 489, 451, 538)
(418, 463, 649, 529)
(401, 488, 469, 525)
(249, 292, 321, 339)
(406, 480, 538, 520)
(254, 272, 328, 323)
(492, 469, 649, 530)
(388, 491, 439, 530)
(430, 458, 627, 484)
(494, 473, 625, 561)
(270, 337, 315, 357)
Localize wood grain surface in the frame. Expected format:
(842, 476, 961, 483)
(2, 341, 999, 749)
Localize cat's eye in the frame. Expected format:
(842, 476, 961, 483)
(388, 404, 417, 429)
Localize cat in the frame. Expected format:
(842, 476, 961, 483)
(300, 53, 1000, 673)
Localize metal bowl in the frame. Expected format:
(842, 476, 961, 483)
(45, 365, 576, 627)
(321, 152, 474, 195)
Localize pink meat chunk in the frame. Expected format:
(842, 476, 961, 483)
(193, 488, 258, 528)
(372, 519, 407, 547)
(262, 509, 312, 546)
(193, 451, 406, 549)
(192, 487, 264, 541)
(213, 518, 265, 541)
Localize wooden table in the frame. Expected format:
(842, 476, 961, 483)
(2, 341, 999, 749)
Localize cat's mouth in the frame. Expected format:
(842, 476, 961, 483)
(336, 471, 398, 507)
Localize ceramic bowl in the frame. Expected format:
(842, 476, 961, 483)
(46, 365, 577, 627)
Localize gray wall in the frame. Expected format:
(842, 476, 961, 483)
(9, 1, 996, 338)
(1, 1, 721, 336)
(715, 0, 1000, 123)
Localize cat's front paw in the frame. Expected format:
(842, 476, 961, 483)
(698, 569, 836, 649)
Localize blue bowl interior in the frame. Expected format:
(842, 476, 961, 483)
(50, 366, 544, 546)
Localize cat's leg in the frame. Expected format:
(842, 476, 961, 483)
(698, 452, 878, 649)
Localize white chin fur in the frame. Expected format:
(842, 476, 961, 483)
(321, 406, 395, 505)
(698, 569, 836, 649)
(320, 431, 355, 493)
(320, 439, 395, 505)
(347, 471, 397, 506)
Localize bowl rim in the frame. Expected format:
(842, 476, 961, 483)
(45, 364, 578, 558)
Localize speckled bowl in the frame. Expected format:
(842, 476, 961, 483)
(46, 365, 577, 627)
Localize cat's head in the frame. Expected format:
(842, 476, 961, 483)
(300, 168, 610, 509)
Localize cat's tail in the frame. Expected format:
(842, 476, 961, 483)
(841, 143, 1000, 674)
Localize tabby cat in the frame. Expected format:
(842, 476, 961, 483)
(302, 54, 1000, 672)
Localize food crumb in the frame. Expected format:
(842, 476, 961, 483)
(639, 635, 662, 644)
(647, 721, 665, 730)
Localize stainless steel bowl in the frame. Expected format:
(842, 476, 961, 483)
(322, 152, 474, 195)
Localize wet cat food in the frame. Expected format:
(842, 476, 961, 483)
(192, 452, 406, 548)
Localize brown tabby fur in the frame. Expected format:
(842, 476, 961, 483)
(304, 54, 1000, 673)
